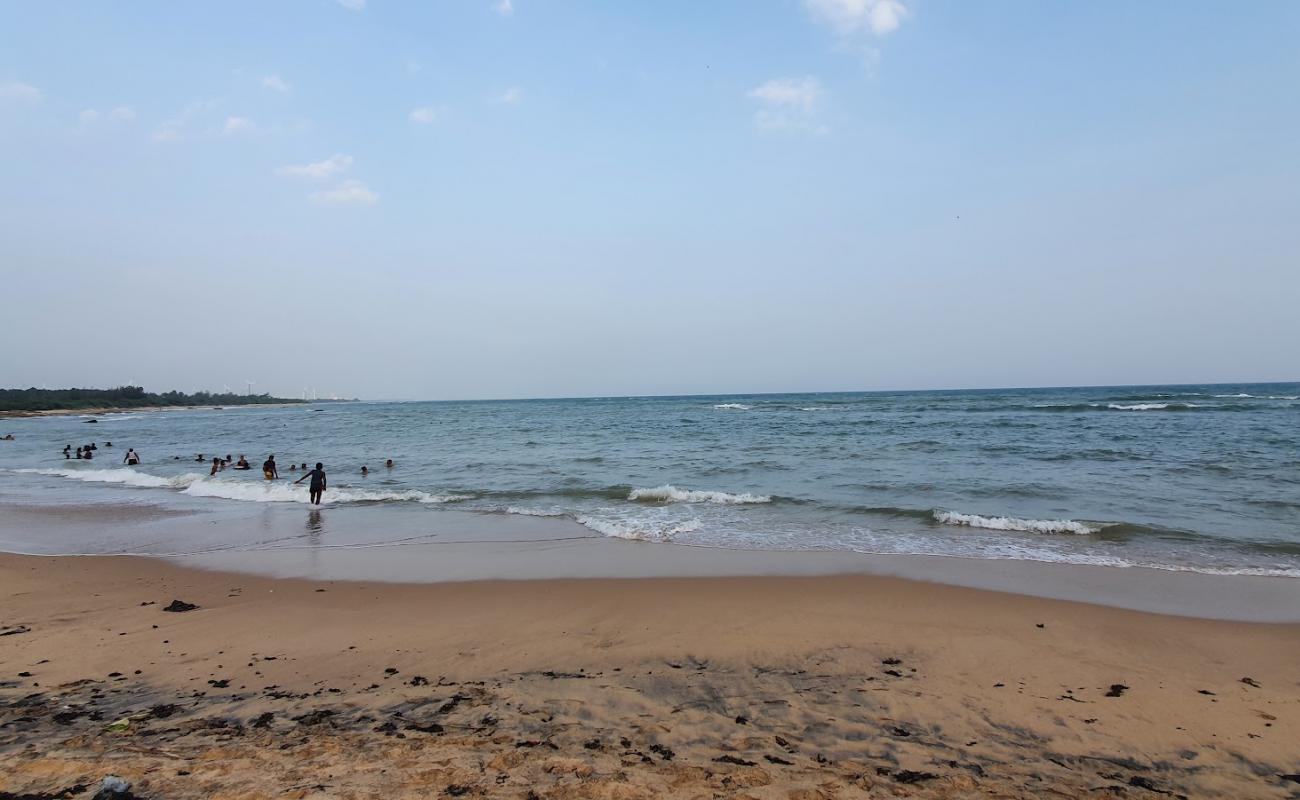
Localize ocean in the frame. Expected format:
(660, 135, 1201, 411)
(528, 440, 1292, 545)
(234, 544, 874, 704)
(1, 383, 1298, 578)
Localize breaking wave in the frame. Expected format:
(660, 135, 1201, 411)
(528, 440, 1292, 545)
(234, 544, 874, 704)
(575, 515, 702, 541)
(628, 485, 772, 504)
(14, 467, 202, 489)
(712, 403, 751, 410)
(933, 510, 1099, 535)
(181, 480, 471, 505)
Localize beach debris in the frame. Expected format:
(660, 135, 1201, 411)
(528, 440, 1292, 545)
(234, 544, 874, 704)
(764, 754, 793, 765)
(894, 770, 938, 784)
(409, 675, 429, 686)
(384, 667, 399, 675)
(1105, 684, 1129, 697)
(649, 743, 675, 761)
(251, 712, 274, 728)
(1, 624, 31, 636)
(1036, 623, 1045, 628)
(163, 600, 198, 613)
(714, 755, 757, 766)
(1240, 677, 1261, 688)
(445, 786, 472, 797)
(406, 721, 445, 734)
(1279, 774, 1300, 785)
(1197, 689, 1216, 695)
(735, 715, 749, 725)
(881, 657, 902, 665)
(105, 717, 132, 733)
(207, 679, 230, 688)
(90, 776, 134, 800)
(583, 738, 602, 750)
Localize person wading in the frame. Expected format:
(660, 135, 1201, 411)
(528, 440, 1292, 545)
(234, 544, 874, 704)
(295, 462, 327, 505)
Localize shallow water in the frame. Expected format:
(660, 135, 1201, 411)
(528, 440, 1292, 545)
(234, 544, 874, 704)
(1, 382, 1298, 577)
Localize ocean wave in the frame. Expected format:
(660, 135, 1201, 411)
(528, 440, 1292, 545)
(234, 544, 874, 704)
(933, 510, 1099, 535)
(575, 515, 702, 541)
(181, 480, 471, 505)
(14, 467, 202, 489)
(712, 403, 751, 410)
(628, 485, 771, 504)
(504, 506, 566, 517)
(1107, 402, 1200, 411)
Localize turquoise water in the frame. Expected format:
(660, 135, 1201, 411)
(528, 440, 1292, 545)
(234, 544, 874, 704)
(2, 383, 1298, 576)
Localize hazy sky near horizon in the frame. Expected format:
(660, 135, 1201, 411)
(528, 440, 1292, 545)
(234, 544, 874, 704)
(2, 1, 1297, 400)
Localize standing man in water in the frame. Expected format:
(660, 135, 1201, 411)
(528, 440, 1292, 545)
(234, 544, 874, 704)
(123, 448, 140, 465)
(262, 454, 279, 480)
(295, 462, 327, 505)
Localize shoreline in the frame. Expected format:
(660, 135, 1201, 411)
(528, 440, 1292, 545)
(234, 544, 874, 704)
(1, 551, 1297, 797)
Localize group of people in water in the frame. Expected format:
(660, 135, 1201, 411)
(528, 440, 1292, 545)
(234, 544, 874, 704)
(58, 444, 394, 507)
(63, 442, 115, 460)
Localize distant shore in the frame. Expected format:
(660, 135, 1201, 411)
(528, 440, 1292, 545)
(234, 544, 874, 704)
(1, 552, 1296, 798)
(0, 402, 309, 419)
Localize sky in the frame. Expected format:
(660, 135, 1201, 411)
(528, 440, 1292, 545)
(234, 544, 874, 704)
(1, 1, 1297, 400)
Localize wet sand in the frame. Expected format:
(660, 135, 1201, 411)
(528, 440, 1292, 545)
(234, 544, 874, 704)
(2, 552, 1298, 799)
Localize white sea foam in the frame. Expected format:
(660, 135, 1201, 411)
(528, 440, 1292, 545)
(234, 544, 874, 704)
(14, 467, 202, 489)
(712, 403, 751, 410)
(1214, 393, 1253, 398)
(628, 485, 771, 504)
(799, 407, 833, 411)
(181, 479, 471, 505)
(933, 510, 1099, 535)
(576, 515, 702, 541)
(1106, 402, 1199, 411)
(504, 506, 565, 517)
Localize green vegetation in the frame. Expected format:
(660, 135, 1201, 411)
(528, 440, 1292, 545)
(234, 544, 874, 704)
(0, 386, 305, 413)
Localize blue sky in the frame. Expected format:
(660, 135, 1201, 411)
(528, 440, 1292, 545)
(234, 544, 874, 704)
(2, 1, 1297, 399)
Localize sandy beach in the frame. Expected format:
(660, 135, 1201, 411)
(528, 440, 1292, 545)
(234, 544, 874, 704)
(2, 553, 1297, 799)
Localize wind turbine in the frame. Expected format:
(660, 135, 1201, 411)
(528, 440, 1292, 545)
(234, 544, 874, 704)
(245, 379, 255, 396)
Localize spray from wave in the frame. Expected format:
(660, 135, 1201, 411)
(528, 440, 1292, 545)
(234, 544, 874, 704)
(712, 403, 751, 411)
(933, 510, 1099, 535)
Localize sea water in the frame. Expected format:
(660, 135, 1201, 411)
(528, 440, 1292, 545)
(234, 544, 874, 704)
(1, 383, 1297, 577)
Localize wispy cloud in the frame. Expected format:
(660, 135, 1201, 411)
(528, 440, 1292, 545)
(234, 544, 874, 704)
(336, 0, 366, 10)
(222, 116, 254, 135)
(310, 179, 378, 206)
(110, 106, 135, 121)
(409, 106, 438, 124)
(804, 0, 907, 36)
(151, 98, 217, 143)
(261, 74, 291, 93)
(276, 153, 354, 179)
(80, 105, 135, 125)
(496, 86, 523, 105)
(78, 109, 100, 125)
(747, 77, 828, 134)
(494, 0, 514, 17)
(0, 79, 41, 101)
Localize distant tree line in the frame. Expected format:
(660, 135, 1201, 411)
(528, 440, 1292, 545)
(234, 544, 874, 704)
(0, 386, 306, 412)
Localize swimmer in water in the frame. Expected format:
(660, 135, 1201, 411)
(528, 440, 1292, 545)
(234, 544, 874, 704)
(235, 455, 250, 470)
(360, 465, 369, 476)
(123, 448, 140, 466)
(386, 458, 394, 468)
(263, 455, 278, 480)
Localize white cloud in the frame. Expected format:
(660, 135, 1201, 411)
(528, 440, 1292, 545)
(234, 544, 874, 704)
(110, 106, 135, 121)
(0, 79, 41, 101)
(79, 109, 100, 125)
(222, 116, 253, 135)
(336, 0, 366, 10)
(261, 74, 291, 93)
(152, 98, 218, 142)
(747, 77, 828, 133)
(310, 179, 378, 206)
(496, 86, 522, 105)
(494, 0, 513, 16)
(275, 153, 354, 179)
(408, 106, 437, 124)
(804, 0, 907, 36)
